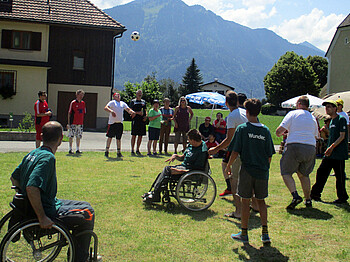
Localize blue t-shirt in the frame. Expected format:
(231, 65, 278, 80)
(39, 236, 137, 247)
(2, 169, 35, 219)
(11, 147, 62, 217)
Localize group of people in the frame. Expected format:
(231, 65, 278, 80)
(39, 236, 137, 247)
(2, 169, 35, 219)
(104, 90, 194, 157)
(20, 89, 349, 259)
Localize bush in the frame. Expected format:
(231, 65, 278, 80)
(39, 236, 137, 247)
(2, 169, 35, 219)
(261, 104, 277, 115)
(18, 112, 34, 132)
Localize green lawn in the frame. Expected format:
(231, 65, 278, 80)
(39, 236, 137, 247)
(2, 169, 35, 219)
(0, 152, 349, 261)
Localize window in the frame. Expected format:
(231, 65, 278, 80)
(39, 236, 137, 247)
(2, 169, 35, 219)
(0, 70, 17, 99)
(1, 30, 41, 51)
(345, 37, 349, 45)
(73, 51, 85, 70)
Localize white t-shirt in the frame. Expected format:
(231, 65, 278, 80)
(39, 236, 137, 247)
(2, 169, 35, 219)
(226, 107, 248, 129)
(107, 100, 129, 124)
(337, 111, 350, 125)
(280, 109, 318, 146)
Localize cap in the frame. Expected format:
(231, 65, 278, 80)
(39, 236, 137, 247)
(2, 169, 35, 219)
(205, 117, 211, 121)
(322, 100, 337, 107)
(153, 99, 160, 104)
(336, 99, 344, 106)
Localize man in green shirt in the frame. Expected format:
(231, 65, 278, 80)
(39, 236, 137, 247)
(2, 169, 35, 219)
(311, 100, 349, 204)
(10, 121, 99, 262)
(142, 129, 208, 203)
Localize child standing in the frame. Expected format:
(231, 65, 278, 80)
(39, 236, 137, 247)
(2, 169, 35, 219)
(225, 98, 275, 244)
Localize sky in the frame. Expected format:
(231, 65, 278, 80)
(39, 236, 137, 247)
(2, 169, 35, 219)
(89, 0, 348, 52)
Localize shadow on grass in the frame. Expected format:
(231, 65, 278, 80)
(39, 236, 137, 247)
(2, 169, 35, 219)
(287, 207, 333, 220)
(142, 202, 217, 221)
(65, 153, 82, 158)
(233, 243, 289, 261)
(219, 211, 263, 230)
(323, 201, 350, 213)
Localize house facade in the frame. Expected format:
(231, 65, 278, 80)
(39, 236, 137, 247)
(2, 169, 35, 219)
(325, 14, 350, 94)
(200, 79, 234, 95)
(0, 0, 126, 129)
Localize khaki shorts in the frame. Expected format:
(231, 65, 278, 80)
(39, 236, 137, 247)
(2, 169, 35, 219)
(223, 153, 241, 180)
(280, 143, 316, 176)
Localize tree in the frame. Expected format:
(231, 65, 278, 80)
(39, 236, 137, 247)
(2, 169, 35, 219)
(264, 51, 320, 106)
(306, 55, 328, 89)
(181, 58, 203, 96)
(159, 78, 180, 106)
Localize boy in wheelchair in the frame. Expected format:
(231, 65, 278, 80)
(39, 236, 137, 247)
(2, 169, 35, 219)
(9, 121, 100, 262)
(142, 129, 208, 203)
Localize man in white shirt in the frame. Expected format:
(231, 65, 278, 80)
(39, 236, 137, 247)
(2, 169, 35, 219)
(104, 93, 135, 158)
(209, 91, 247, 218)
(276, 96, 319, 210)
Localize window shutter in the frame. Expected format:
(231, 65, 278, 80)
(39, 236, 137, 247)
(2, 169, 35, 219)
(1, 29, 12, 48)
(31, 32, 42, 51)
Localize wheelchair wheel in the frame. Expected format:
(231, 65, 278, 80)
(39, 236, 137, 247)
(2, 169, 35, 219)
(0, 219, 75, 262)
(175, 171, 216, 211)
(0, 211, 14, 243)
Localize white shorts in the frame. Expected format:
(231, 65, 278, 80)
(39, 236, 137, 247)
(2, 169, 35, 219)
(68, 125, 83, 138)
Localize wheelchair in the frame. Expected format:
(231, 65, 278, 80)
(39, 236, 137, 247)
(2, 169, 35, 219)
(0, 187, 99, 262)
(148, 161, 217, 212)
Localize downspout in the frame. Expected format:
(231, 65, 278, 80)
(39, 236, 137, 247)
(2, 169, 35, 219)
(111, 31, 124, 98)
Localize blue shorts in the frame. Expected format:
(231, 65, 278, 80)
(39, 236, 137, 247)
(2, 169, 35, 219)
(148, 127, 160, 140)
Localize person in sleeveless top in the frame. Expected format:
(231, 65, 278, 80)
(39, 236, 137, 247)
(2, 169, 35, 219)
(173, 96, 194, 154)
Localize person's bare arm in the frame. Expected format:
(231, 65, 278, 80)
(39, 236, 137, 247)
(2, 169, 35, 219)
(324, 132, 346, 157)
(26, 186, 54, 229)
(224, 151, 239, 177)
(208, 127, 235, 155)
(173, 107, 179, 128)
(276, 126, 287, 137)
(188, 106, 194, 121)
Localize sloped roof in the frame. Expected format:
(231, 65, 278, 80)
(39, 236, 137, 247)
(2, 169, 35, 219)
(325, 13, 350, 57)
(339, 13, 350, 28)
(0, 0, 125, 31)
(200, 80, 235, 90)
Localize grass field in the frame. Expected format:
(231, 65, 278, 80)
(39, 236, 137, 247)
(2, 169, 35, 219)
(0, 152, 349, 261)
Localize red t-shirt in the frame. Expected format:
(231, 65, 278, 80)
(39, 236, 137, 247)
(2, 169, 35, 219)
(206, 140, 219, 149)
(213, 119, 226, 134)
(68, 100, 86, 125)
(34, 100, 50, 125)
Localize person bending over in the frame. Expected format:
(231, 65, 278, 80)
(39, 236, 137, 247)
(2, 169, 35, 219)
(142, 129, 208, 203)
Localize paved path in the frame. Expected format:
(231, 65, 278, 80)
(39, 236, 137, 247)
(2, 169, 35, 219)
(0, 131, 281, 154)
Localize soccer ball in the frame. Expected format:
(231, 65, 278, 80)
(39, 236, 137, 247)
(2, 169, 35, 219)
(131, 31, 140, 41)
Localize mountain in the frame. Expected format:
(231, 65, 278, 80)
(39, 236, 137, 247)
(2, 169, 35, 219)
(299, 41, 325, 53)
(105, 0, 325, 98)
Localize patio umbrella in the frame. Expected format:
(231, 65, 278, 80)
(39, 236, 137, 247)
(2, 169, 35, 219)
(313, 91, 350, 119)
(185, 92, 226, 118)
(281, 94, 324, 109)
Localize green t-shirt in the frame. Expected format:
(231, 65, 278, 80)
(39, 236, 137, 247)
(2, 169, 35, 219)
(327, 115, 348, 160)
(228, 122, 275, 180)
(182, 141, 208, 170)
(148, 108, 162, 129)
(11, 147, 62, 217)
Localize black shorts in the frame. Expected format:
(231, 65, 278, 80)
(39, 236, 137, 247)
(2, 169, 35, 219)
(131, 120, 146, 136)
(106, 123, 123, 139)
(149, 127, 160, 140)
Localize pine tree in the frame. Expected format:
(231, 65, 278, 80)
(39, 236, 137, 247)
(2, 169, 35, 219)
(181, 58, 203, 96)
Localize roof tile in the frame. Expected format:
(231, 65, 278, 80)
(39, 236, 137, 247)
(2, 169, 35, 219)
(0, 0, 125, 30)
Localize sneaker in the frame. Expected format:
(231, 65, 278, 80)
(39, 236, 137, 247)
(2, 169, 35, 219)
(117, 152, 123, 158)
(286, 197, 303, 210)
(76, 150, 82, 154)
(333, 199, 348, 204)
(136, 151, 142, 156)
(261, 233, 271, 244)
(87, 254, 102, 262)
(69, 150, 74, 154)
(231, 232, 249, 243)
(219, 189, 233, 197)
(104, 151, 109, 157)
(147, 152, 152, 156)
(159, 151, 163, 155)
(305, 199, 312, 207)
(141, 192, 152, 198)
(153, 152, 157, 156)
(131, 151, 136, 156)
(310, 195, 322, 202)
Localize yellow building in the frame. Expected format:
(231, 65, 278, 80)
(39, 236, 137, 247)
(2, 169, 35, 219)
(325, 14, 350, 94)
(0, 0, 126, 128)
